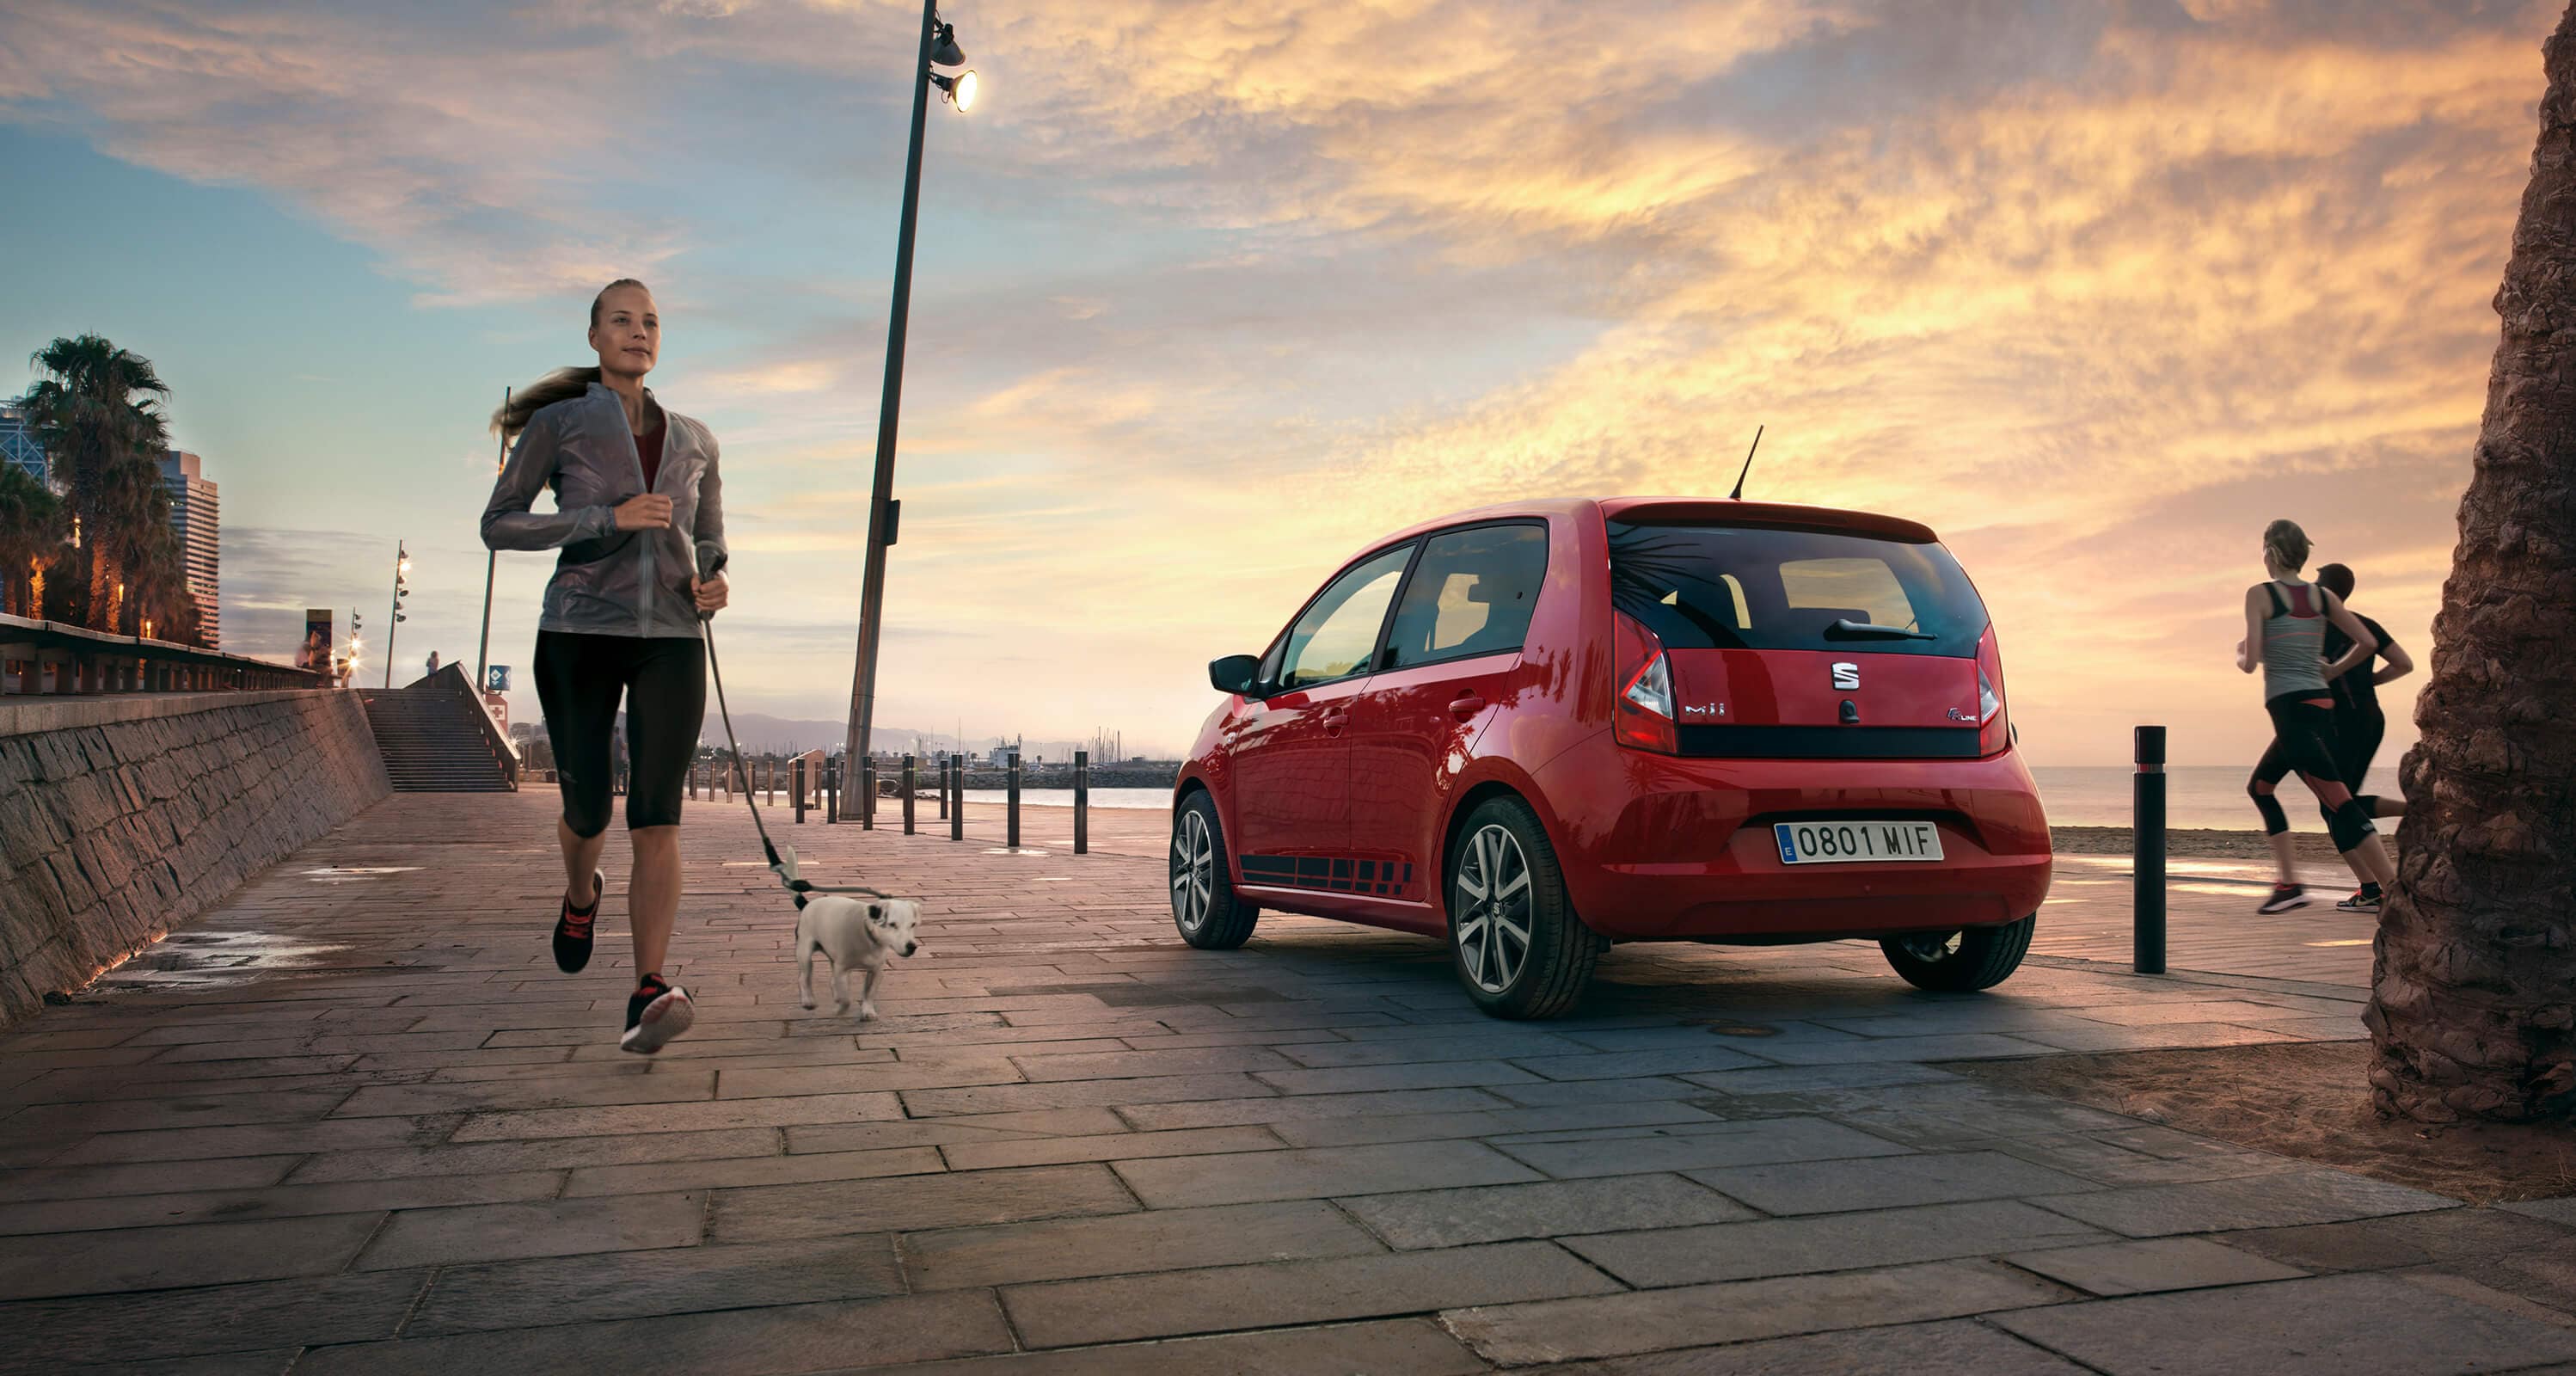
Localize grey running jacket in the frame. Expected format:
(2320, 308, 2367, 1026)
(481, 383, 727, 640)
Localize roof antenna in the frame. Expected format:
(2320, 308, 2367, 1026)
(1727, 424, 1763, 501)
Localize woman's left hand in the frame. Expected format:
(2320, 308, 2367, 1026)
(691, 574, 729, 616)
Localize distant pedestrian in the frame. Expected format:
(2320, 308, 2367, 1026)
(2315, 562, 2412, 906)
(2237, 520, 2399, 914)
(482, 277, 729, 1054)
(426, 650, 441, 676)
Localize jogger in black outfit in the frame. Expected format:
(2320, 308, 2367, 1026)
(482, 279, 728, 1054)
(2314, 562, 2413, 911)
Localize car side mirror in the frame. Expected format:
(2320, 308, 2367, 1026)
(1209, 654, 1261, 697)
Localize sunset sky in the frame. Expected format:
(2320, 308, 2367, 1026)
(0, 0, 2548, 765)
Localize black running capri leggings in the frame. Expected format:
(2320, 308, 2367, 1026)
(2334, 708, 2386, 797)
(2251, 696, 2346, 791)
(532, 630, 706, 837)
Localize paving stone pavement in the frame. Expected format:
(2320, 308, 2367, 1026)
(0, 791, 2567, 1374)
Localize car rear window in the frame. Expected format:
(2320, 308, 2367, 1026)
(1607, 519, 1989, 657)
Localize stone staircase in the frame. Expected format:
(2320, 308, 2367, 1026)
(361, 687, 515, 792)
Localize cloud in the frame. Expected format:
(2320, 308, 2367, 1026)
(3, 0, 2551, 762)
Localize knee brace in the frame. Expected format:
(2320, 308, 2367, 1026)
(2327, 797, 2377, 852)
(2248, 781, 2289, 836)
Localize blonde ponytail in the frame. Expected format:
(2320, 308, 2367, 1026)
(490, 277, 652, 437)
(2262, 519, 2310, 572)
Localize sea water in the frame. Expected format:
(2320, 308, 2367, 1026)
(970, 765, 2400, 831)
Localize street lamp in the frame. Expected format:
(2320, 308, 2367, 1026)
(930, 69, 978, 112)
(384, 540, 411, 689)
(843, 1, 977, 819)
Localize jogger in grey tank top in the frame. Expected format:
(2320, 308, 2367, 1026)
(2236, 519, 2398, 914)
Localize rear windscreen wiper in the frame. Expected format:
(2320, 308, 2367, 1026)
(1825, 618, 1936, 641)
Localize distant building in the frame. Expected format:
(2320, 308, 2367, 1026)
(159, 451, 219, 647)
(0, 396, 45, 487)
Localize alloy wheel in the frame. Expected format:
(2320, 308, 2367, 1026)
(1454, 823, 1534, 993)
(1171, 810, 1214, 933)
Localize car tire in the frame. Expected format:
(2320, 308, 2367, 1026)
(1171, 791, 1258, 950)
(1446, 796, 1602, 1019)
(1879, 914, 2037, 992)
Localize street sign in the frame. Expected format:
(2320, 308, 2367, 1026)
(487, 665, 511, 692)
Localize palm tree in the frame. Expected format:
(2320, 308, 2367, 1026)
(21, 334, 173, 633)
(90, 451, 188, 637)
(0, 462, 67, 618)
(2365, 6, 2576, 1124)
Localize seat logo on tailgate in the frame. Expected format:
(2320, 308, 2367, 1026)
(1830, 661, 1860, 690)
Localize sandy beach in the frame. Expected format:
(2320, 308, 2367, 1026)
(2051, 825, 2361, 863)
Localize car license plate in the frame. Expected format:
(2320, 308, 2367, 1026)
(1773, 820, 1943, 865)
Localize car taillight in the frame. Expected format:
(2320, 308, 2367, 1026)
(1976, 628, 2009, 756)
(1614, 612, 1677, 754)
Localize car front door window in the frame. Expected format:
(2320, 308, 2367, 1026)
(1278, 546, 1414, 691)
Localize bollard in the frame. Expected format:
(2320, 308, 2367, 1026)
(1075, 749, 1089, 856)
(903, 754, 917, 835)
(938, 758, 950, 820)
(950, 756, 964, 841)
(2135, 724, 2167, 974)
(861, 758, 876, 831)
(1007, 749, 1022, 851)
(825, 759, 839, 825)
(793, 758, 807, 825)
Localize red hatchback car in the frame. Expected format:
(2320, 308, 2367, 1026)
(1170, 497, 2053, 1017)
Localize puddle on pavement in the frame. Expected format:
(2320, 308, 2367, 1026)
(86, 930, 356, 994)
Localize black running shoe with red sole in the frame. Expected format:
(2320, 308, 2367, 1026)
(2257, 884, 2309, 915)
(555, 869, 605, 974)
(621, 978, 693, 1055)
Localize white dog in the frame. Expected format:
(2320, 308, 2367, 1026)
(776, 845, 923, 1019)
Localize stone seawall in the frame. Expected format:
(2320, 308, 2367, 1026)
(0, 691, 389, 1027)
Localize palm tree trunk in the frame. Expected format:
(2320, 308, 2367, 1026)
(2364, 4, 2576, 1124)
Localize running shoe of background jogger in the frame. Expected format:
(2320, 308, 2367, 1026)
(2260, 883, 2309, 915)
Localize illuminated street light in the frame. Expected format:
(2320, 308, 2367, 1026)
(930, 69, 978, 111)
(385, 540, 411, 689)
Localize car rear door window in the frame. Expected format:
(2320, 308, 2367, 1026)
(1381, 524, 1548, 670)
(1780, 557, 1915, 630)
(1609, 521, 1988, 656)
(1278, 544, 1414, 690)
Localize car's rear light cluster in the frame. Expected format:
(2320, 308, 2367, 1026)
(1976, 626, 2009, 756)
(1614, 612, 1677, 754)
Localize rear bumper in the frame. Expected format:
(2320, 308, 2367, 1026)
(1531, 736, 2052, 940)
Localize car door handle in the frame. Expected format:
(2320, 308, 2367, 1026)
(1322, 708, 1348, 737)
(1448, 692, 1486, 721)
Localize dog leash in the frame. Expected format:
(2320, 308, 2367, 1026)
(696, 558, 893, 908)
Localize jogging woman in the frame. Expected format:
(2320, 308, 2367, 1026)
(2314, 562, 2412, 912)
(481, 278, 727, 1054)
(2237, 519, 2395, 915)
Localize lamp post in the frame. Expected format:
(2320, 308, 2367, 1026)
(384, 541, 411, 690)
(841, 0, 977, 820)
(475, 385, 511, 696)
